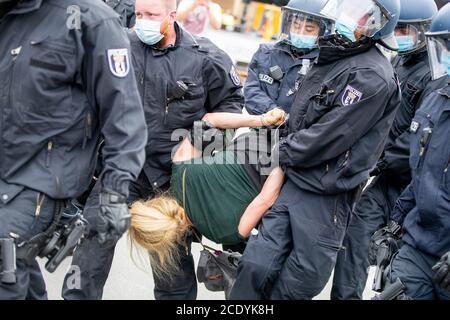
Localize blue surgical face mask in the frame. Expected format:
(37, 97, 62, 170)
(290, 34, 318, 49)
(135, 19, 164, 45)
(335, 20, 357, 42)
(396, 35, 415, 53)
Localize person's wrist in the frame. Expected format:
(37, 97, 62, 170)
(260, 115, 270, 127)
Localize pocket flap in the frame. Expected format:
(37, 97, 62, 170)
(0, 180, 25, 205)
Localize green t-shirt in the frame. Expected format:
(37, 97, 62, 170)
(171, 150, 259, 245)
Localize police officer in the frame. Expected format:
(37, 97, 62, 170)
(63, 0, 244, 300)
(0, 0, 146, 300)
(230, 0, 401, 300)
(104, 0, 136, 28)
(244, 0, 334, 115)
(331, 0, 440, 300)
(380, 3, 450, 299)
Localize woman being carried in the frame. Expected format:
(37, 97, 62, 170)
(128, 108, 286, 276)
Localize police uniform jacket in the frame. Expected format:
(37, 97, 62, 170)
(128, 23, 244, 189)
(392, 83, 450, 258)
(0, 0, 147, 199)
(279, 36, 401, 194)
(245, 41, 318, 115)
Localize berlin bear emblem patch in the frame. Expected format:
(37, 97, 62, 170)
(341, 85, 363, 106)
(107, 48, 130, 78)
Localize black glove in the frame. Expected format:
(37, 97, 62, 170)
(432, 252, 450, 293)
(97, 191, 130, 247)
(369, 220, 402, 266)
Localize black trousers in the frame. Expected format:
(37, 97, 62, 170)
(230, 179, 357, 300)
(0, 182, 60, 300)
(330, 173, 403, 300)
(61, 171, 198, 300)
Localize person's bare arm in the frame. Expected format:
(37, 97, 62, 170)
(238, 167, 285, 238)
(202, 108, 285, 129)
(208, 2, 222, 29)
(176, 0, 198, 22)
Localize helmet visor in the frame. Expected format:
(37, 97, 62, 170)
(280, 8, 334, 48)
(426, 35, 450, 80)
(321, 0, 391, 39)
(395, 22, 430, 54)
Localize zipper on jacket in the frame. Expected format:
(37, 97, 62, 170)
(340, 150, 350, 169)
(443, 157, 450, 186)
(332, 199, 338, 225)
(82, 112, 93, 149)
(45, 141, 53, 167)
(1, 47, 22, 174)
(164, 103, 169, 124)
(35, 193, 46, 217)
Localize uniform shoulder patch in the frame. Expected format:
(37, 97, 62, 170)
(230, 65, 241, 86)
(107, 48, 130, 78)
(341, 85, 363, 106)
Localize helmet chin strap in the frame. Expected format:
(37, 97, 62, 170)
(290, 45, 312, 58)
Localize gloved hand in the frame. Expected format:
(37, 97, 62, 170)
(97, 191, 130, 247)
(432, 251, 450, 293)
(368, 220, 402, 266)
(262, 108, 286, 127)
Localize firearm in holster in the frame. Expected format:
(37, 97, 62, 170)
(372, 236, 401, 292)
(372, 278, 410, 300)
(16, 200, 88, 273)
(0, 238, 17, 285)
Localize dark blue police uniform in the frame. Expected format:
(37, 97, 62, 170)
(245, 41, 318, 115)
(63, 23, 244, 300)
(331, 50, 448, 299)
(389, 83, 450, 300)
(230, 36, 401, 300)
(104, 0, 135, 28)
(0, 0, 146, 299)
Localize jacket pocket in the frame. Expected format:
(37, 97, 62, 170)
(166, 83, 205, 129)
(17, 37, 76, 124)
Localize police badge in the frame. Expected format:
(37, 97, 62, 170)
(341, 85, 363, 106)
(107, 48, 130, 78)
(229, 65, 241, 86)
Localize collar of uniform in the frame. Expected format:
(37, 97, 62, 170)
(151, 23, 197, 56)
(274, 41, 319, 61)
(8, 0, 42, 15)
(317, 35, 374, 65)
(401, 48, 428, 66)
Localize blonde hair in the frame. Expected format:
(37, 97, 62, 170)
(128, 196, 189, 280)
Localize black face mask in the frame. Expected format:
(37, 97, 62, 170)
(316, 34, 374, 64)
(0, 0, 20, 19)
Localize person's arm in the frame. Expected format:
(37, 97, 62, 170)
(391, 183, 416, 225)
(245, 46, 279, 115)
(202, 44, 244, 114)
(238, 167, 285, 238)
(202, 108, 285, 129)
(279, 68, 399, 169)
(176, 0, 198, 22)
(84, 18, 147, 197)
(207, 2, 222, 30)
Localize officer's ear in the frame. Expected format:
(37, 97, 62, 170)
(167, 10, 177, 23)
